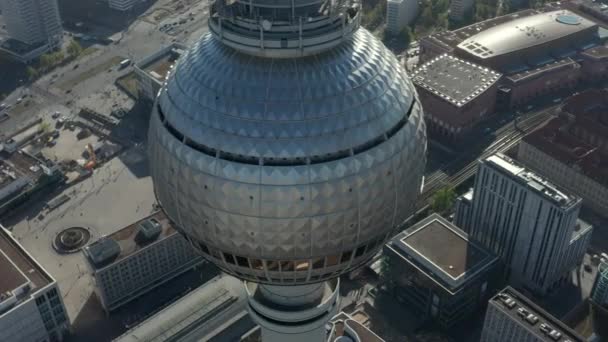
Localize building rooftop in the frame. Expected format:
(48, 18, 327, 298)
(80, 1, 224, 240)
(522, 117, 608, 188)
(136, 43, 185, 83)
(562, 89, 608, 139)
(83, 211, 178, 270)
(457, 10, 596, 60)
(423, 9, 540, 53)
(386, 214, 498, 293)
(484, 153, 581, 207)
(0, 225, 53, 313)
(328, 311, 385, 342)
(0, 38, 45, 54)
(506, 57, 579, 83)
(490, 286, 585, 342)
(114, 275, 250, 342)
(411, 54, 501, 107)
(580, 44, 608, 58)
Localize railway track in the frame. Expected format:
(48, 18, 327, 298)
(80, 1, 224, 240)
(416, 108, 555, 210)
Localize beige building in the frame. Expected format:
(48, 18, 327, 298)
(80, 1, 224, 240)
(0, 226, 70, 342)
(83, 211, 204, 313)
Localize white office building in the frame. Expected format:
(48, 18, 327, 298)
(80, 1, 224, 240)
(0, 226, 70, 342)
(458, 153, 592, 295)
(0, 0, 62, 62)
(108, 0, 137, 11)
(83, 211, 204, 313)
(386, 0, 418, 34)
(481, 287, 585, 342)
(449, 0, 474, 21)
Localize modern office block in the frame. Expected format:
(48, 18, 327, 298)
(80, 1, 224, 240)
(0, 0, 62, 62)
(454, 188, 473, 228)
(460, 153, 592, 295)
(108, 0, 137, 11)
(481, 287, 584, 341)
(0, 226, 70, 342)
(449, 0, 474, 21)
(83, 211, 204, 313)
(384, 214, 500, 328)
(386, 0, 419, 34)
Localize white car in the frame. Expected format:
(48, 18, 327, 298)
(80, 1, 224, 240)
(16, 97, 22, 104)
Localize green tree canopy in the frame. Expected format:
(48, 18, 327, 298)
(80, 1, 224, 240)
(431, 186, 456, 214)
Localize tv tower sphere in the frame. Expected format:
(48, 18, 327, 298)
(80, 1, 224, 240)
(148, 0, 426, 287)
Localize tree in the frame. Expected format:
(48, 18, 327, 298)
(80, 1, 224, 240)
(67, 40, 83, 57)
(431, 186, 456, 214)
(39, 121, 51, 133)
(379, 255, 397, 293)
(26, 66, 39, 80)
(400, 26, 413, 47)
(39, 54, 52, 70)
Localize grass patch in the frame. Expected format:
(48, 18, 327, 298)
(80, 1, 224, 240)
(79, 47, 99, 59)
(116, 71, 139, 99)
(59, 56, 123, 91)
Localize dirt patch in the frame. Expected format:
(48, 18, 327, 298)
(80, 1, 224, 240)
(58, 56, 123, 91)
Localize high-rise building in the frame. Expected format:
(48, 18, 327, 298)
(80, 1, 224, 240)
(517, 90, 608, 218)
(147, 0, 427, 339)
(384, 214, 500, 328)
(108, 0, 136, 11)
(386, 0, 419, 34)
(449, 0, 474, 21)
(82, 211, 204, 313)
(459, 153, 592, 295)
(0, 225, 70, 342)
(0, 0, 62, 47)
(481, 286, 585, 342)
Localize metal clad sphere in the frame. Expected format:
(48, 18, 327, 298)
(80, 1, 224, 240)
(148, 29, 427, 285)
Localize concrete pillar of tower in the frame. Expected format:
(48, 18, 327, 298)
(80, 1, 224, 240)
(245, 278, 340, 342)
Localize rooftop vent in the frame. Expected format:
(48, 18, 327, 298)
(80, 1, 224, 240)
(136, 218, 162, 245)
(86, 238, 121, 267)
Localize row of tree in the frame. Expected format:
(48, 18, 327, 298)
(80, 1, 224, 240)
(26, 40, 83, 81)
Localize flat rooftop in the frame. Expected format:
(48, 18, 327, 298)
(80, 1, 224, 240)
(329, 312, 385, 342)
(0, 38, 45, 54)
(83, 211, 177, 270)
(412, 54, 501, 107)
(1, 150, 45, 180)
(386, 214, 498, 292)
(522, 117, 608, 188)
(484, 153, 580, 207)
(490, 286, 585, 342)
(506, 57, 579, 83)
(138, 44, 185, 82)
(0, 226, 52, 295)
(114, 275, 249, 342)
(0, 246, 28, 295)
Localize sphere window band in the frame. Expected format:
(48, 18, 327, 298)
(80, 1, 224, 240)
(186, 233, 381, 284)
